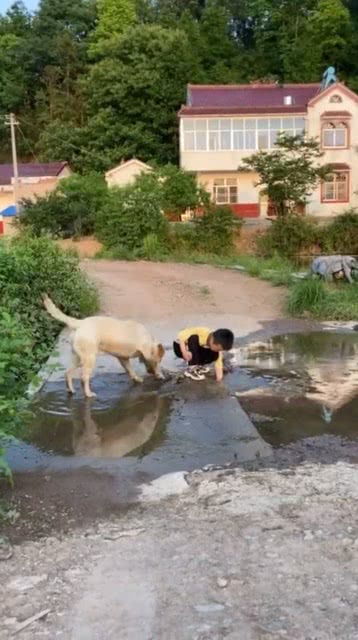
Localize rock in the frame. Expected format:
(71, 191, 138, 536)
(216, 577, 229, 589)
(8, 575, 48, 592)
(194, 603, 226, 613)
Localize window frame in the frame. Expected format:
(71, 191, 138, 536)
(321, 120, 349, 150)
(321, 170, 350, 203)
(181, 117, 306, 152)
(212, 177, 239, 205)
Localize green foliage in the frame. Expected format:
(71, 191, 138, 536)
(258, 215, 320, 259)
(287, 277, 358, 320)
(90, 0, 137, 57)
(0, 235, 98, 356)
(17, 173, 107, 238)
(194, 205, 237, 255)
(240, 134, 330, 218)
(97, 179, 168, 251)
(321, 208, 358, 255)
(236, 254, 294, 286)
(140, 233, 168, 261)
(155, 165, 210, 216)
(0, 235, 99, 472)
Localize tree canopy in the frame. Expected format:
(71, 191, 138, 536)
(0, 0, 357, 168)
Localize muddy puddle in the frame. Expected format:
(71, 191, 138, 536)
(234, 331, 358, 446)
(6, 331, 358, 479)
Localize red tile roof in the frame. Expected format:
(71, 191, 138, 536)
(179, 83, 321, 116)
(0, 162, 68, 185)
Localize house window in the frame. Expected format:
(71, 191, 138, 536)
(182, 117, 306, 151)
(322, 121, 348, 148)
(322, 171, 349, 202)
(213, 178, 238, 204)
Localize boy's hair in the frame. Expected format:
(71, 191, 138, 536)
(212, 328, 234, 351)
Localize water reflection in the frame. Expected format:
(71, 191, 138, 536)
(29, 389, 170, 459)
(233, 332, 358, 444)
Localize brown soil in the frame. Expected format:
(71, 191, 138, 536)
(82, 260, 285, 332)
(57, 236, 102, 258)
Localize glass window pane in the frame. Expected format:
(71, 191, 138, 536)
(208, 119, 219, 131)
(282, 118, 294, 129)
(229, 187, 238, 203)
(184, 132, 195, 150)
(196, 131, 207, 150)
(335, 129, 346, 146)
(183, 119, 195, 131)
(209, 131, 219, 150)
(258, 131, 269, 149)
(245, 119, 256, 131)
(219, 119, 230, 130)
(213, 179, 225, 186)
(295, 117, 305, 131)
(216, 187, 228, 203)
(257, 119, 269, 130)
(220, 131, 231, 149)
(245, 131, 256, 149)
(323, 183, 334, 200)
(233, 119, 243, 130)
(269, 130, 279, 147)
(270, 119, 281, 130)
(323, 130, 334, 147)
(233, 131, 244, 149)
(195, 119, 206, 131)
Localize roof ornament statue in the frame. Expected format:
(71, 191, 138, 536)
(321, 66, 337, 90)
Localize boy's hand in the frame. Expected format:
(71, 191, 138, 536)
(180, 341, 192, 363)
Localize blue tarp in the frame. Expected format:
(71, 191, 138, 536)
(1, 205, 16, 217)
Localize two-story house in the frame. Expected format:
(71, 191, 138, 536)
(179, 81, 358, 218)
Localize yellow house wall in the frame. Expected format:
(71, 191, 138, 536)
(306, 87, 358, 216)
(106, 163, 151, 188)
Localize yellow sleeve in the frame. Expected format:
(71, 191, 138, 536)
(178, 328, 191, 344)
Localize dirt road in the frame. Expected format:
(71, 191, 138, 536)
(83, 260, 286, 342)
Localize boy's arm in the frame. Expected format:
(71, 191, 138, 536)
(215, 354, 223, 382)
(179, 340, 192, 362)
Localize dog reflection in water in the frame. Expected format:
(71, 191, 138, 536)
(69, 394, 168, 458)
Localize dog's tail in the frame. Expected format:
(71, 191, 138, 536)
(43, 295, 82, 329)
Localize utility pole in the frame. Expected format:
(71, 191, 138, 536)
(5, 113, 20, 214)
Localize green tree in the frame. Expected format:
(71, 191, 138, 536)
(239, 133, 330, 217)
(90, 0, 137, 57)
(82, 24, 200, 168)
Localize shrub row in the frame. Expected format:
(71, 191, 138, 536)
(257, 209, 358, 260)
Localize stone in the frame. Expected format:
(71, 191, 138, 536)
(8, 574, 48, 592)
(216, 577, 229, 588)
(194, 603, 225, 613)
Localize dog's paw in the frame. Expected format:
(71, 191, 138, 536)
(85, 391, 97, 398)
(133, 376, 144, 384)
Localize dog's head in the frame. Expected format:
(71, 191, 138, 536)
(347, 256, 358, 270)
(142, 343, 165, 374)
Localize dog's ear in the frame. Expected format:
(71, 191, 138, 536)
(157, 343, 165, 360)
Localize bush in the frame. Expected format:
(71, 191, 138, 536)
(322, 209, 358, 255)
(17, 173, 108, 238)
(96, 179, 168, 251)
(287, 278, 327, 316)
(0, 235, 98, 358)
(257, 214, 320, 259)
(155, 164, 210, 216)
(194, 205, 237, 255)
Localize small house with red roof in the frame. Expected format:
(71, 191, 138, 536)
(179, 81, 358, 218)
(0, 162, 71, 231)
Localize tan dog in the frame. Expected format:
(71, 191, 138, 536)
(43, 296, 165, 397)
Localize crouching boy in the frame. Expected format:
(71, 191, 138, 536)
(173, 326, 234, 381)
